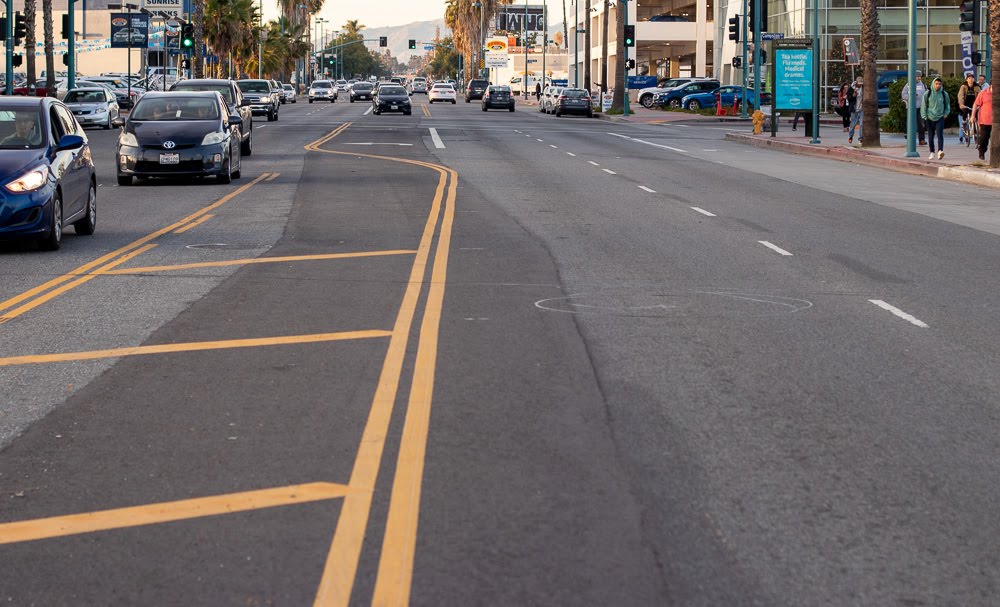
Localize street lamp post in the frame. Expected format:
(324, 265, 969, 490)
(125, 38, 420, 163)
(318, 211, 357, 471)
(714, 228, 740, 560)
(574, 0, 579, 87)
(810, 0, 820, 144)
(905, 0, 918, 157)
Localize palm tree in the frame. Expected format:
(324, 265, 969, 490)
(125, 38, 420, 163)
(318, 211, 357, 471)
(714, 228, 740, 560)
(584, 0, 591, 90)
(990, 0, 1000, 166)
(611, 0, 624, 110)
(194, 0, 205, 77)
(562, 0, 568, 49)
(206, 0, 259, 78)
(24, 0, 37, 90)
(860, 0, 880, 146)
(42, 0, 54, 96)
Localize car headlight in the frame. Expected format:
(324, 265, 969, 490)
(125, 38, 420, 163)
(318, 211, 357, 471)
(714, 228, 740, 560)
(201, 131, 226, 145)
(260, 95, 271, 103)
(119, 132, 138, 147)
(5, 165, 49, 193)
(308, 89, 315, 95)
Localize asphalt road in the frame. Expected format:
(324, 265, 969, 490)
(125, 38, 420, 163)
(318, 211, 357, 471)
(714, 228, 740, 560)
(1, 95, 999, 606)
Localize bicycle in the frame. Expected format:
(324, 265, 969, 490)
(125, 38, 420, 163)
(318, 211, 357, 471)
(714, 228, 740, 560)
(960, 108, 976, 147)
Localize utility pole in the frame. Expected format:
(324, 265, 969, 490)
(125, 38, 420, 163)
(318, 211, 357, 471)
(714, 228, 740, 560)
(68, 0, 76, 88)
(5, 0, 12, 95)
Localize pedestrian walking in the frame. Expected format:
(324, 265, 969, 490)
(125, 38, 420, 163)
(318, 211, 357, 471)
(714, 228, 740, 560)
(835, 83, 850, 131)
(921, 76, 951, 160)
(973, 83, 992, 161)
(848, 76, 864, 144)
(535, 82, 541, 101)
(901, 70, 927, 145)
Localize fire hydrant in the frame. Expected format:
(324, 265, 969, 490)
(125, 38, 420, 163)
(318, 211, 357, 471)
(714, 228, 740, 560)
(752, 110, 765, 135)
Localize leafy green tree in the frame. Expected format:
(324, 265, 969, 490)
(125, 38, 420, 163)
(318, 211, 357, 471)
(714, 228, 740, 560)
(426, 37, 459, 80)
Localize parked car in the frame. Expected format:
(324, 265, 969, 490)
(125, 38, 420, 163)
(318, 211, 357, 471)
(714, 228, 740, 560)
(372, 84, 412, 115)
(428, 82, 457, 104)
(114, 91, 243, 185)
(170, 78, 253, 156)
(63, 87, 120, 129)
(237, 79, 280, 121)
(648, 14, 690, 21)
(481, 85, 515, 112)
(551, 87, 593, 117)
(544, 86, 565, 113)
(637, 77, 698, 108)
(308, 79, 337, 103)
(80, 76, 141, 109)
(681, 85, 771, 111)
(465, 79, 490, 102)
(653, 79, 720, 108)
(0, 97, 97, 250)
(349, 81, 374, 102)
(877, 70, 907, 109)
(281, 83, 297, 103)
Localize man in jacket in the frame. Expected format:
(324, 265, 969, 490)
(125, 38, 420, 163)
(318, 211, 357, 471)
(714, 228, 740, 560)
(901, 70, 927, 145)
(848, 76, 863, 144)
(921, 77, 950, 160)
(957, 73, 981, 144)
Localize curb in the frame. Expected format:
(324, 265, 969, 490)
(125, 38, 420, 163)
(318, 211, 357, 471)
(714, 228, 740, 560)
(725, 131, 1000, 189)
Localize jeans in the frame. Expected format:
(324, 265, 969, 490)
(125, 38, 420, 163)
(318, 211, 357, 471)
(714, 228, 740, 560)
(848, 110, 863, 140)
(926, 118, 945, 153)
(904, 106, 925, 142)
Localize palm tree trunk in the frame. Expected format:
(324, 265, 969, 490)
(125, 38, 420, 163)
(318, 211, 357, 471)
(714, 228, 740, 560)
(600, 0, 609, 93)
(562, 0, 569, 49)
(860, 0, 880, 147)
(990, 0, 1000, 167)
(42, 0, 54, 96)
(194, 0, 204, 78)
(584, 0, 591, 90)
(25, 0, 37, 89)
(611, 1, 625, 111)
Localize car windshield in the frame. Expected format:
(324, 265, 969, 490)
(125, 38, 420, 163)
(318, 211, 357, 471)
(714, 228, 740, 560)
(380, 86, 406, 95)
(173, 83, 234, 103)
(65, 90, 106, 103)
(131, 97, 220, 121)
(283, 84, 293, 91)
(237, 81, 270, 93)
(313, 81, 332, 89)
(353, 83, 373, 90)
(0, 109, 45, 149)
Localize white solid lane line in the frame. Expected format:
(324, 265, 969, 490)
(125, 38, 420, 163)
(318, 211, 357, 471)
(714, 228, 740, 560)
(638, 186, 656, 193)
(588, 161, 600, 166)
(868, 300, 930, 328)
(758, 241, 793, 256)
(602, 168, 616, 174)
(566, 152, 576, 156)
(429, 127, 445, 148)
(608, 132, 688, 154)
(690, 206, 717, 217)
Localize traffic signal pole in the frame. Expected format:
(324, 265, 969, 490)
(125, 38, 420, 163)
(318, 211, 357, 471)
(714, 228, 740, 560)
(68, 0, 76, 89)
(5, 1, 12, 95)
(622, 0, 630, 116)
(753, 0, 761, 110)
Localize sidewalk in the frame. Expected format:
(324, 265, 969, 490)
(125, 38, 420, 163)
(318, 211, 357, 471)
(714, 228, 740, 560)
(725, 127, 1000, 189)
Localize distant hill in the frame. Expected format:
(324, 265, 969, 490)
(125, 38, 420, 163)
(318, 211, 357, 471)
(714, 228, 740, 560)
(363, 19, 447, 62)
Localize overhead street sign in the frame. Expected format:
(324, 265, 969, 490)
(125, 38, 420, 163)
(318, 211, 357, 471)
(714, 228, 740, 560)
(761, 32, 784, 41)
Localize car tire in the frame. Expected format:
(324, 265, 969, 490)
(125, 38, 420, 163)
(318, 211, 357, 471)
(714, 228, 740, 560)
(267, 110, 274, 122)
(104, 115, 112, 130)
(587, 110, 593, 118)
(218, 159, 233, 184)
(350, 98, 354, 103)
(466, 98, 470, 103)
(509, 106, 515, 112)
(452, 100, 456, 104)
(404, 110, 411, 115)
(668, 99, 681, 109)
(273, 109, 279, 122)
(39, 192, 62, 251)
(689, 100, 701, 110)
(556, 110, 561, 117)
(640, 94, 654, 108)
(241, 128, 252, 156)
(117, 175, 132, 186)
(74, 182, 97, 235)
(309, 99, 313, 103)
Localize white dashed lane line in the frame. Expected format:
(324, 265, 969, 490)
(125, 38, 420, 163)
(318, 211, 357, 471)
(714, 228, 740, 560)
(690, 207, 717, 217)
(869, 300, 930, 328)
(588, 161, 600, 166)
(566, 152, 576, 156)
(550, 144, 558, 148)
(608, 132, 688, 154)
(758, 241, 793, 256)
(602, 169, 616, 174)
(429, 127, 445, 148)
(638, 186, 656, 193)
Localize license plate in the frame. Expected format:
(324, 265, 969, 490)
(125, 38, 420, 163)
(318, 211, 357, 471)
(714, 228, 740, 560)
(159, 153, 180, 165)
(391, 105, 398, 110)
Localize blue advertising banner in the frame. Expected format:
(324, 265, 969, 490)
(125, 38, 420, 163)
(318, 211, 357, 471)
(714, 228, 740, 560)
(628, 75, 657, 89)
(110, 13, 149, 49)
(774, 47, 812, 111)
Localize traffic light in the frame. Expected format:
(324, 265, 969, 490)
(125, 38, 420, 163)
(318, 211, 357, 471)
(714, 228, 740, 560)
(12, 54, 22, 67)
(732, 56, 743, 68)
(960, 0, 981, 34)
(379, 36, 387, 47)
(747, 0, 768, 36)
(408, 39, 416, 49)
(972, 51, 983, 65)
(0, 18, 6, 38)
(13, 12, 25, 45)
(180, 58, 190, 69)
(728, 16, 740, 42)
(623, 24, 635, 47)
(625, 58, 636, 70)
(62, 13, 70, 39)
(62, 53, 69, 65)
(181, 23, 194, 48)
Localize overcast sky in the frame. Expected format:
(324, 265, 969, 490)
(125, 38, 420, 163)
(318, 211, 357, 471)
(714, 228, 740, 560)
(262, 0, 446, 30)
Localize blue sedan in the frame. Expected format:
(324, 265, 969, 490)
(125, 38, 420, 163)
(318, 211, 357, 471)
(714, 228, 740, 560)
(681, 86, 772, 111)
(0, 97, 97, 250)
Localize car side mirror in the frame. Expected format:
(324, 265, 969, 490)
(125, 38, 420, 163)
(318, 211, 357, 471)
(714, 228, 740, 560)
(56, 134, 85, 151)
(111, 117, 125, 128)
(229, 116, 243, 127)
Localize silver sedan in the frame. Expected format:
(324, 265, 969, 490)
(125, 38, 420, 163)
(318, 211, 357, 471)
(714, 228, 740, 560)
(63, 87, 120, 129)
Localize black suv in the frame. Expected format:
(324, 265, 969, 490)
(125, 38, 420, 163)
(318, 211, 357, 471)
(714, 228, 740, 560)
(170, 78, 253, 155)
(237, 79, 280, 121)
(465, 79, 490, 102)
